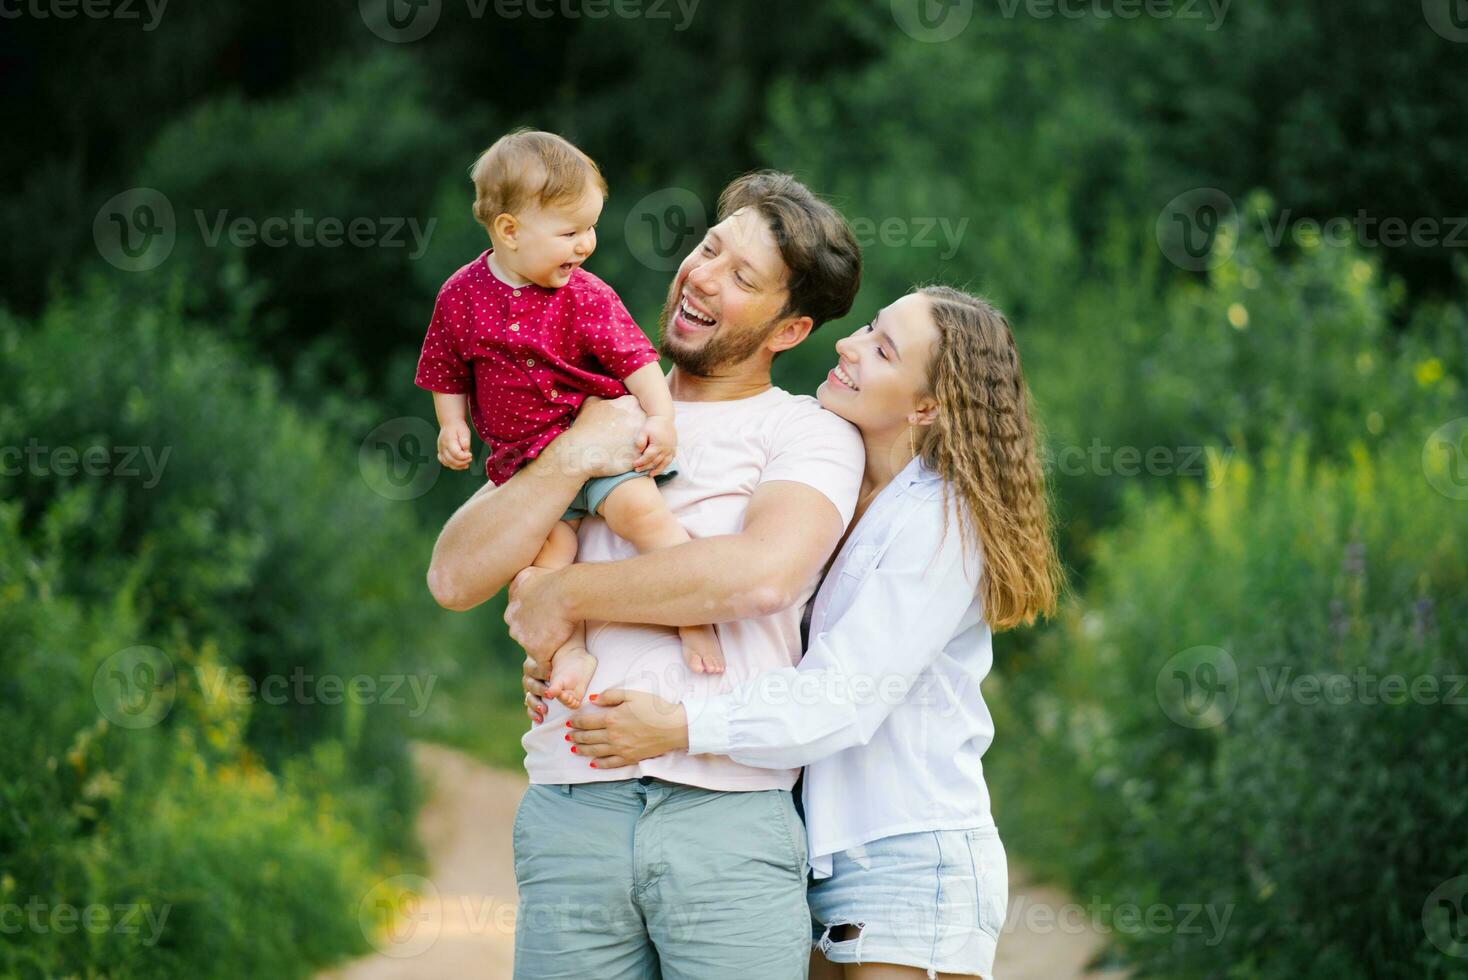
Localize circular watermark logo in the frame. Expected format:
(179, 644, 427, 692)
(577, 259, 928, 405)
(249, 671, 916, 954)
(93, 188, 175, 273)
(359, 417, 442, 500)
(360, 0, 441, 42)
(359, 874, 443, 957)
(1423, 0, 1468, 42)
(92, 645, 176, 729)
(1156, 645, 1239, 729)
(1156, 188, 1240, 272)
(1422, 418, 1468, 501)
(1423, 875, 1468, 958)
(891, 0, 974, 42)
(625, 187, 707, 272)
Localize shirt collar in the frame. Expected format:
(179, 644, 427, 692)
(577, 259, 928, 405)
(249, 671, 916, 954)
(900, 452, 941, 488)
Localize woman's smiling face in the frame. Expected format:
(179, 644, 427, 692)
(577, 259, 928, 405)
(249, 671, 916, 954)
(818, 292, 940, 434)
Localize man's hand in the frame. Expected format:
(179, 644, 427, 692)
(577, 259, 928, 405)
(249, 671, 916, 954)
(566, 689, 689, 769)
(522, 656, 550, 724)
(546, 395, 648, 480)
(504, 567, 576, 664)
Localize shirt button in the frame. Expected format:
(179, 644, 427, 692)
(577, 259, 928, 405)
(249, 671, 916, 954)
(513, 290, 522, 297)
(525, 358, 535, 367)
(550, 389, 560, 399)
(510, 323, 520, 332)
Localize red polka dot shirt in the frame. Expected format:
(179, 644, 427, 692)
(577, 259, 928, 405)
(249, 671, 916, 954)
(414, 250, 660, 484)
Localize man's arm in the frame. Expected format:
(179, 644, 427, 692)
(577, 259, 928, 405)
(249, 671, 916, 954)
(426, 396, 646, 611)
(525, 479, 846, 629)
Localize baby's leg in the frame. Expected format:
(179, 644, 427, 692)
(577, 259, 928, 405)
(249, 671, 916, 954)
(599, 477, 725, 675)
(544, 620, 597, 709)
(532, 520, 598, 708)
(532, 519, 580, 571)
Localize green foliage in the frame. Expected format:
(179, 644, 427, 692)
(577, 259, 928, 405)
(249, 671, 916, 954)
(987, 440, 1468, 978)
(133, 53, 473, 392)
(4, 3, 1467, 975)
(0, 280, 491, 977)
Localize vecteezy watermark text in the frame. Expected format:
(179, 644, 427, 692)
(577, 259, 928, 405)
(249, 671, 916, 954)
(0, 0, 167, 30)
(1002, 895, 1235, 947)
(358, 875, 703, 958)
(2, 441, 171, 489)
(891, 0, 1228, 43)
(1157, 645, 1468, 730)
(93, 188, 437, 273)
(194, 210, 435, 258)
(849, 216, 969, 260)
(0, 898, 170, 946)
(193, 665, 438, 719)
(1043, 441, 1233, 486)
(92, 646, 439, 729)
(994, 0, 1229, 30)
(1157, 188, 1468, 270)
(359, 0, 698, 43)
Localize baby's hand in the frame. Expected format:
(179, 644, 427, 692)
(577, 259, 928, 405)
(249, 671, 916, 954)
(437, 420, 474, 470)
(634, 414, 677, 477)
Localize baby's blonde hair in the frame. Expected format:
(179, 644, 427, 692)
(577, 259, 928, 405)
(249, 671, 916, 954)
(469, 129, 607, 236)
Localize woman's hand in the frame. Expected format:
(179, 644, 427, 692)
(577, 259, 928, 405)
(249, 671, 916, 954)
(566, 689, 689, 768)
(545, 395, 648, 480)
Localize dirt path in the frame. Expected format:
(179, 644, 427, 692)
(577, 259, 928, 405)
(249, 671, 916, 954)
(318, 743, 1126, 980)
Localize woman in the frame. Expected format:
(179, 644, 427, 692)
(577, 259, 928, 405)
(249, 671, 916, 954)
(526, 285, 1063, 979)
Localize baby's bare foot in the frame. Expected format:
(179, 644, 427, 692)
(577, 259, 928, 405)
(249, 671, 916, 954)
(679, 624, 725, 675)
(544, 647, 598, 709)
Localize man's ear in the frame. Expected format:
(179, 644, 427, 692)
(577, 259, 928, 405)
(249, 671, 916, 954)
(492, 213, 519, 249)
(767, 315, 815, 355)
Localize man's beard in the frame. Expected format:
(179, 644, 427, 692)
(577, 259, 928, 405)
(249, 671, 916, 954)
(656, 294, 779, 376)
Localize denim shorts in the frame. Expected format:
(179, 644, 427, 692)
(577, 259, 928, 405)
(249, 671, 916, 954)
(809, 826, 1008, 979)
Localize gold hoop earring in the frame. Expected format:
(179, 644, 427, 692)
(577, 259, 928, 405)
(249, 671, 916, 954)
(909, 425, 918, 460)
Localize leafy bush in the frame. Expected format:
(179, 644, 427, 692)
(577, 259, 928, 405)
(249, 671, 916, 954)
(986, 440, 1468, 978)
(0, 278, 489, 977)
(133, 52, 475, 392)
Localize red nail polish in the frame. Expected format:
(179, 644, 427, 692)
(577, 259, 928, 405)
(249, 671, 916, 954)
(564, 734, 571, 741)
(570, 746, 577, 754)
(565, 721, 572, 727)
(589, 762, 597, 768)
(588, 694, 598, 702)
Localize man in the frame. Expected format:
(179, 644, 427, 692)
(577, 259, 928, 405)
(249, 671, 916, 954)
(427, 171, 864, 978)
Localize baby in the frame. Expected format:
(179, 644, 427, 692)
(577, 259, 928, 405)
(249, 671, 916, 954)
(415, 129, 723, 707)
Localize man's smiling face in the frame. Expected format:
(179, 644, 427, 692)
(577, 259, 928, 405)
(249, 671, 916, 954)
(656, 207, 793, 376)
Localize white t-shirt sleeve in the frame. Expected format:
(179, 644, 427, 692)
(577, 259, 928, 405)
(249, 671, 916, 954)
(758, 400, 865, 527)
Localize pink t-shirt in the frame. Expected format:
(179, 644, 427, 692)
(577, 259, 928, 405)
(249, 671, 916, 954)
(522, 384, 865, 791)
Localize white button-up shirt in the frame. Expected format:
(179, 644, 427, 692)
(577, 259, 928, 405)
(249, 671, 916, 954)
(684, 455, 996, 878)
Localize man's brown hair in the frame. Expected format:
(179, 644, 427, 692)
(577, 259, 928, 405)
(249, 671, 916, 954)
(717, 172, 862, 331)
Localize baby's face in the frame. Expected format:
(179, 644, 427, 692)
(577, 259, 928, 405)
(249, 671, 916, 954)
(507, 182, 603, 288)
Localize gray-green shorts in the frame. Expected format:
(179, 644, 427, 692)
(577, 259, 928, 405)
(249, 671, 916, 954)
(560, 465, 679, 521)
(511, 778, 810, 979)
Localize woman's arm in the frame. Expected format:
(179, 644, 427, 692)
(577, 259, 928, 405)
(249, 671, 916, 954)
(426, 395, 646, 610)
(566, 494, 981, 769)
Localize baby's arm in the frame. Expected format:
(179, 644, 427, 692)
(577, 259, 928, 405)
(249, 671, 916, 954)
(432, 391, 474, 470)
(621, 363, 676, 476)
